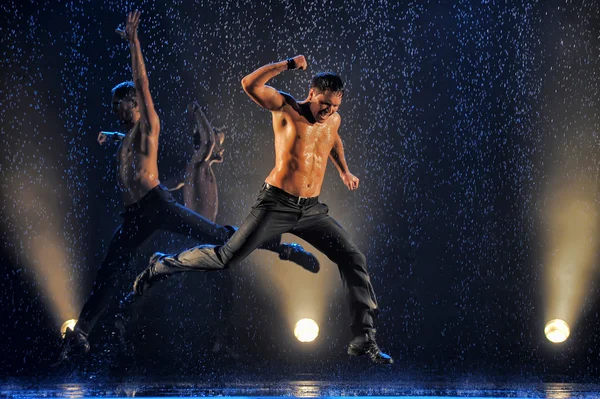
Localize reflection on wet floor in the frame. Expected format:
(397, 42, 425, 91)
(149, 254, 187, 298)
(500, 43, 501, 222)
(1, 380, 599, 398)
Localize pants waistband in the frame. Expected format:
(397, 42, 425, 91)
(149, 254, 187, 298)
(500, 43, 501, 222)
(262, 183, 319, 206)
(124, 184, 166, 212)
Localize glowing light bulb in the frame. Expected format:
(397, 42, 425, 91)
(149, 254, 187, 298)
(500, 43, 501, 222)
(294, 318, 319, 342)
(545, 319, 570, 343)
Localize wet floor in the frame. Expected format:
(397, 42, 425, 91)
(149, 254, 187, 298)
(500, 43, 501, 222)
(1, 379, 598, 398)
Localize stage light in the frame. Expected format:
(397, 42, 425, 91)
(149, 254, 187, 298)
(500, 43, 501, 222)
(61, 319, 77, 338)
(250, 238, 336, 348)
(3, 167, 82, 332)
(545, 319, 570, 343)
(294, 318, 319, 342)
(543, 184, 598, 342)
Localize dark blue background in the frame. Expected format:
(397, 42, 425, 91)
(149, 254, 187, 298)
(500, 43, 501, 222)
(1, 0, 599, 380)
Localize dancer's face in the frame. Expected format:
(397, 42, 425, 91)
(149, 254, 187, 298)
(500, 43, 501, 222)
(111, 95, 138, 124)
(308, 89, 342, 123)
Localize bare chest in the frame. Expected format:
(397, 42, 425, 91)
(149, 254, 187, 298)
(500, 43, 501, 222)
(117, 137, 135, 167)
(293, 123, 336, 152)
(117, 127, 146, 162)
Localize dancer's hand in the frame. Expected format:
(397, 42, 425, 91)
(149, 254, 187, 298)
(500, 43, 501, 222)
(98, 131, 124, 144)
(291, 55, 307, 71)
(116, 10, 141, 42)
(97, 132, 109, 145)
(341, 172, 359, 190)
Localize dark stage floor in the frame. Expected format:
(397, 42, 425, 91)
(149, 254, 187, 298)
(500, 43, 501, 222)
(1, 378, 599, 398)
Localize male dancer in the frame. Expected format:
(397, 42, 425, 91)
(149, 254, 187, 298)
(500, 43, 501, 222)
(181, 101, 223, 219)
(134, 56, 393, 364)
(178, 102, 242, 356)
(58, 12, 317, 362)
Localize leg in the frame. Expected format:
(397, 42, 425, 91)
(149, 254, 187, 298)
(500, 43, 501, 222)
(156, 187, 318, 272)
(156, 189, 231, 244)
(292, 203, 377, 334)
(291, 202, 392, 364)
(57, 216, 155, 363)
(76, 218, 155, 335)
(133, 203, 297, 295)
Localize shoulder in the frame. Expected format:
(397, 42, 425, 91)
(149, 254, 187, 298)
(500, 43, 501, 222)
(330, 112, 341, 126)
(280, 91, 299, 109)
(277, 91, 302, 114)
(279, 91, 297, 105)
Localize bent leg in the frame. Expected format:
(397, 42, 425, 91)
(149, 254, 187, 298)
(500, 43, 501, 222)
(159, 206, 296, 273)
(157, 186, 314, 267)
(291, 203, 378, 335)
(158, 192, 232, 244)
(76, 220, 154, 335)
(133, 205, 296, 295)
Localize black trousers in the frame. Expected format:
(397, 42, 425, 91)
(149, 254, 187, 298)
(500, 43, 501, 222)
(158, 183, 379, 334)
(76, 185, 279, 335)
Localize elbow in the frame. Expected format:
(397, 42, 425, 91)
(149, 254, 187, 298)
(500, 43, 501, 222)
(241, 76, 253, 93)
(148, 119, 160, 135)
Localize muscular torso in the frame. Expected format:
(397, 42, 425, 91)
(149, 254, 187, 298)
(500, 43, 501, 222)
(117, 122, 161, 206)
(265, 101, 339, 197)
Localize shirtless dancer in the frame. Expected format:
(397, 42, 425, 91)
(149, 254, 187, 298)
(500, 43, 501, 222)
(180, 102, 235, 354)
(134, 56, 393, 364)
(57, 12, 317, 362)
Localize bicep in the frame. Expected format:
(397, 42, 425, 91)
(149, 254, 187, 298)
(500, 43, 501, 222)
(330, 125, 343, 155)
(243, 85, 286, 111)
(136, 81, 160, 135)
(329, 127, 345, 164)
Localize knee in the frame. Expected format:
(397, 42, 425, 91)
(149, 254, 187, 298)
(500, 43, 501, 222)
(337, 250, 367, 270)
(352, 251, 368, 269)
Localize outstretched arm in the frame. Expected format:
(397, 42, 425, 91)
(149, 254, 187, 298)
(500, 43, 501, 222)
(97, 131, 125, 145)
(329, 118, 359, 191)
(241, 55, 307, 110)
(117, 11, 160, 135)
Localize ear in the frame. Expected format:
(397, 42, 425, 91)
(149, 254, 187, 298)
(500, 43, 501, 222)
(308, 88, 316, 100)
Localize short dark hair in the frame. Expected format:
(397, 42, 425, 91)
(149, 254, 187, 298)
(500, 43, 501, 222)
(111, 81, 137, 102)
(310, 72, 344, 96)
